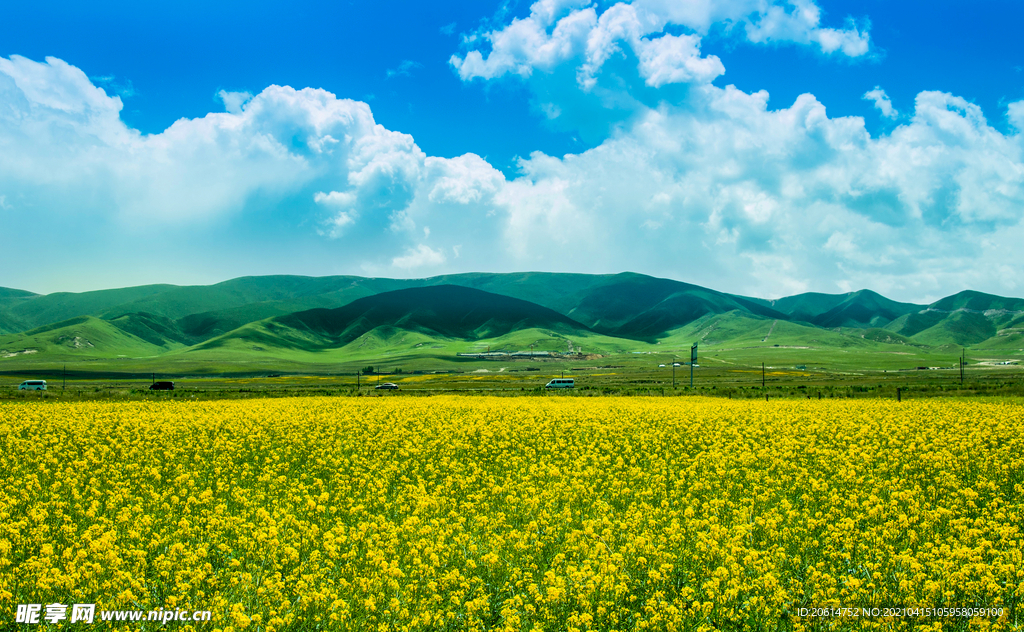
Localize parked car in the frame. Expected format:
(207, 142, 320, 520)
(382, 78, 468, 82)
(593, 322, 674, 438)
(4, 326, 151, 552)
(18, 380, 47, 391)
(149, 381, 175, 390)
(374, 382, 399, 390)
(545, 378, 575, 389)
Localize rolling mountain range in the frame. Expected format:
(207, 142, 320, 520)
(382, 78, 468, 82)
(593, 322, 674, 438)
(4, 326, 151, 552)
(1, 273, 1022, 370)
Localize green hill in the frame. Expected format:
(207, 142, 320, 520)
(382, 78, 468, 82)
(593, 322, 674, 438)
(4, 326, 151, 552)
(929, 290, 1024, 312)
(884, 311, 947, 338)
(4, 285, 177, 330)
(0, 316, 171, 363)
(0, 286, 37, 300)
(907, 311, 999, 347)
(105, 275, 410, 321)
(0, 276, 420, 334)
(4, 272, 798, 342)
(767, 290, 922, 328)
(471, 272, 786, 340)
(0, 286, 38, 334)
(107, 313, 198, 348)
(198, 285, 594, 351)
(418, 271, 619, 314)
(0, 311, 26, 335)
(882, 291, 1024, 347)
(810, 290, 922, 328)
(2, 274, 1022, 375)
(761, 292, 853, 320)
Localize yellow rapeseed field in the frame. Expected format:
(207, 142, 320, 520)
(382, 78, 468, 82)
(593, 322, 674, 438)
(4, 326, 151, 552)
(1, 397, 1022, 631)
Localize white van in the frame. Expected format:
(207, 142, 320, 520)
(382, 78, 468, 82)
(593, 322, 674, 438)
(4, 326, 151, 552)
(545, 378, 574, 389)
(19, 380, 47, 391)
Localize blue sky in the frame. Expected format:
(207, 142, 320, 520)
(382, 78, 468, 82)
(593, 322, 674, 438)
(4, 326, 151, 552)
(1, 0, 1023, 301)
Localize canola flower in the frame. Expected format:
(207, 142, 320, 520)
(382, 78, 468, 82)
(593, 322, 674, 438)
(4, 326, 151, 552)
(1, 396, 1022, 631)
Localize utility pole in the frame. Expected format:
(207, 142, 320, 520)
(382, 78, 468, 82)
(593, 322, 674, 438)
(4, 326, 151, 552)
(377, 367, 380, 386)
(672, 360, 675, 389)
(357, 371, 360, 389)
(762, 362, 765, 389)
(960, 348, 965, 385)
(63, 364, 66, 390)
(690, 342, 697, 388)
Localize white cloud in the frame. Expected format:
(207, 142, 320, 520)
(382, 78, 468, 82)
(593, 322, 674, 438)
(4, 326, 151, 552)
(314, 191, 358, 237)
(530, 0, 592, 28)
(424, 154, 504, 204)
(863, 86, 897, 119)
(451, 6, 597, 80)
(217, 89, 253, 114)
(451, 0, 869, 88)
(0, 54, 436, 229)
(636, 33, 726, 88)
(485, 84, 1024, 299)
(3, 54, 1024, 301)
(1008, 100, 1024, 131)
(392, 244, 447, 269)
(743, 0, 869, 56)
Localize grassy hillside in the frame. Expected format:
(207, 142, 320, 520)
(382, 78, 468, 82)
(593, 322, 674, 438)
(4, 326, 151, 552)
(640, 311, 969, 373)
(0, 311, 26, 336)
(0, 276, 421, 334)
(0, 316, 172, 363)
(0, 286, 39, 334)
(3, 272, 797, 342)
(418, 272, 614, 313)
(462, 272, 787, 339)
(765, 290, 922, 328)
(198, 285, 594, 352)
(104, 275, 411, 321)
(761, 292, 855, 320)
(5, 285, 177, 330)
(909, 311, 999, 347)
(107, 313, 199, 347)
(811, 290, 922, 328)
(1, 273, 1021, 377)
(929, 290, 1024, 312)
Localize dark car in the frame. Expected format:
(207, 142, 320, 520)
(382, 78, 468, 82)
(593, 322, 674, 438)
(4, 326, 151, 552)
(149, 381, 175, 390)
(374, 382, 399, 390)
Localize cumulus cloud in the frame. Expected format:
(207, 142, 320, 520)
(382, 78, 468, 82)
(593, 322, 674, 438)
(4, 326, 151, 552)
(863, 86, 897, 118)
(743, 0, 869, 56)
(217, 89, 253, 114)
(3, 53, 1024, 301)
(0, 54, 507, 278)
(486, 85, 1024, 298)
(392, 244, 447, 269)
(1007, 100, 1024, 131)
(451, 0, 869, 88)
